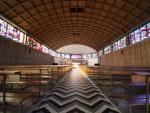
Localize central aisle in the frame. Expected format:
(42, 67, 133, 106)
(30, 67, 120, 113)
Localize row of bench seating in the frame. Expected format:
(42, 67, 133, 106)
(80, 65, 150, 113)
(0, 65, 72, 113)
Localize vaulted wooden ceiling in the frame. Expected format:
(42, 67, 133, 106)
(0, 0, 150, 50)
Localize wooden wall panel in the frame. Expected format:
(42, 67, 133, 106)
(0, 37, 54, 65)
(99, 38, 150, 67)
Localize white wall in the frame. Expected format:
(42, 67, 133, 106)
(57, 44, 96, 54)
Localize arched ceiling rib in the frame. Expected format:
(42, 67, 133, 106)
(0, 0, 150, 50)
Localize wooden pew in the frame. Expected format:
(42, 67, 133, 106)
(0, 65, 72, 98)
(0, 92, 33, 113)
(0, 65, 72, 113)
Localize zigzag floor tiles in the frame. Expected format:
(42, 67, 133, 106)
(29, 68, 121, 113)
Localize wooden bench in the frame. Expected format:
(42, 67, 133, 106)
(129, 104, 147, 113)
(0, 92, 32, 113)
(0, 64, 72, 94)
(0, 65, 72, 113)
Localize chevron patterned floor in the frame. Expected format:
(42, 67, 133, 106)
(29, 67, 121, 113)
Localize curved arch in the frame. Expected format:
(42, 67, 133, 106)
(6, 1, 143, 22)
(18, 11, 130, 34)
(34, 17, 122, 37)
(1, 0, 149, 50)
(38, 30, 113, 48)
(37, 26, 117, 40)
(17, 11, 131, 30)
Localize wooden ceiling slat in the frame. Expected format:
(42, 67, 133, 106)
(0, 0, 149, 50)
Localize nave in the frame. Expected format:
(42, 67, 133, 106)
(0, 0, 150, 113)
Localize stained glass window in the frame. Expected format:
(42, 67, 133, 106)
(119, 37, 126, 49)
(92, 53, 97, 58)
(129, 29, 140, 44)
(0, 19, 7, 36)
(61, 53, 65, 58)
(50, 50, 56, 56)
(140, 25, 147, 40)
(129, 29, 141, 44)
(6, 24, 21, 41)
(129, 32, 135, 44)
(49, 49, 55, 56)
(113, 42, 118, 51)
(19, 32, 25, 43)
(147, 22, 150, 37)
(42, 45, 49, 53)
(71, 54, 74, 59)
(63, 54, 67, 58)
(49, 49, 52, 55)
(71, 54, 76, 59)
(36, 42, 42, 51)
(0, 18, 58, 56)
(64, 54, 70, 59)
(0, 19, 26, 44)
(104, 46, 111, 54)
(82, 54, 87, 59)
(26, 36, 37, 48)
(6, 24, 15, 39)
(87, 54, 92, 59)
(71, 54, 82, 59)
(134, 29, 141, 43)
(99, 50, 103, 56)
(77, 54, 82, 59)
(56, 53, 60, 58)
(12, 29, 20, 42)
(129, 22, 150, 44)
(113, 37, 126, 50)
(67, 54, 70, 59)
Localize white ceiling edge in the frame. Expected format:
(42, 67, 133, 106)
(57, 44, 96, 54)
